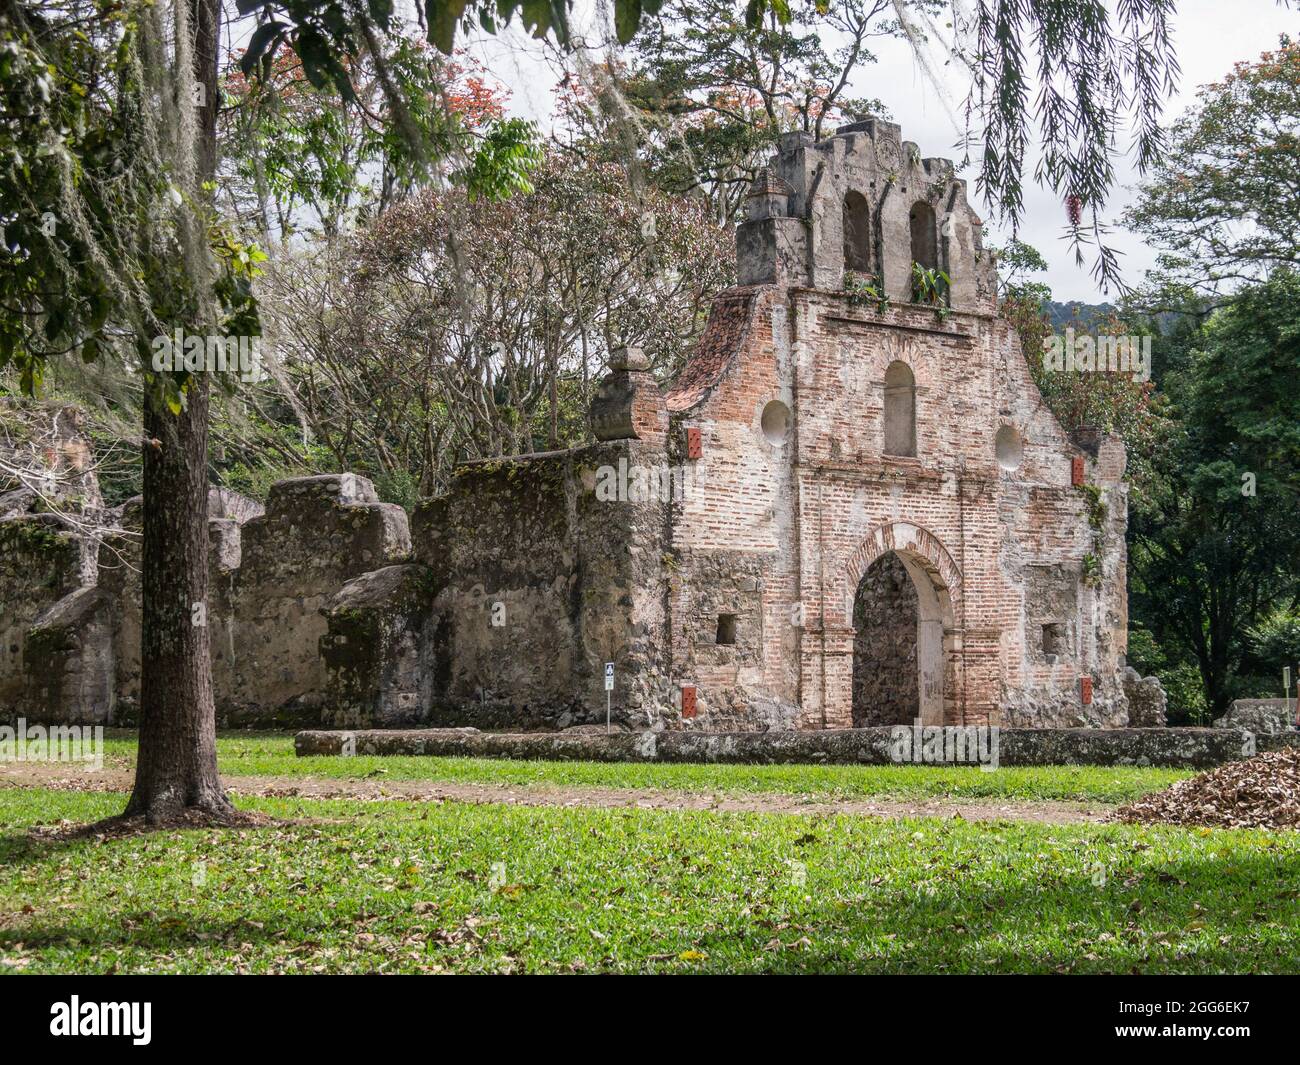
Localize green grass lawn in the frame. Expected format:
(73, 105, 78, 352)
(97, 732, 1191, 804)
(1, 787, 1296, 974)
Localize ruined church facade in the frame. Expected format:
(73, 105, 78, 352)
(377, 119, 1137, 732)
(0, 121, 1154, 732)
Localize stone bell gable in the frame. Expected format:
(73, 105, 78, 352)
(737, 118, 998, 312)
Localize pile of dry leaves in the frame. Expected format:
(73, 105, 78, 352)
(1113, 747, 1300, 829)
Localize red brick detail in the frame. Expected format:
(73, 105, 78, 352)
(842, 520, 963, 620)
(1080, 675, 1093, 704)
(1071, 455, 1085, 486)
(681, 685, 697, 718)
(666, 288, 760, 412)
(685, 427, 702, 460)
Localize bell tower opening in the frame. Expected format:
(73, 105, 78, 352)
(843, 190, 872, 273)
(909, 200, 938, 273)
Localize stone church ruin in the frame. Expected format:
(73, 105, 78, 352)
(0, 120, 1165, 732)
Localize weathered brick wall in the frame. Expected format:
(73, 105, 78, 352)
(661, 120, 1134, 731)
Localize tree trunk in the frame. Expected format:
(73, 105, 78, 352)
(125, 378, 232, 821)
(124, 0, 233, 823)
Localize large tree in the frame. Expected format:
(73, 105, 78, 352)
(260, 152, 732, 492)
(1125, 37, 1300, 295)
(2, 0, 262, 823)
(597, 0, 931, 224)
(1129, 273, 1300, 719)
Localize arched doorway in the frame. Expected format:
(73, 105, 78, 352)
(843, 522, 961, 727)
(852, 551, 918, 726)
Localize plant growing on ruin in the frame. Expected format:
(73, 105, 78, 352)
(843, 271, 889, 314)
(1077, 483, 1107, 531)
(910, 262, 950, 311)
(1081, 553, 1102, 587)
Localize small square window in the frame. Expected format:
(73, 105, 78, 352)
(1042, 622, 1065, 658)
(716, 614, 737, 646)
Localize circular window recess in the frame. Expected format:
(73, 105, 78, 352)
(995, 424, 1024, 471)
(760, 399, 792, 445)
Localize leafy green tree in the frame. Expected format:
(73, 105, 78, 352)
(221, 38, 538, 241)
(2, 0, 264, 823)
(1129, 272, 1300, 718)
(1246, 609, 1300, 685)
(994, 241, 1169, 498)
(1125, 37, 1300, 295)
(0, 0, 546, 826)
(601, 0, 923, 223)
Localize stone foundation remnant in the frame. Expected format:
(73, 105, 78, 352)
(1, 118, 1165, 731)
(294, 727, 1297, 770)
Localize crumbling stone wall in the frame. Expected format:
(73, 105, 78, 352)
(321, 564, 435, 728)
(224, 475, 410, 723)
(0, 515, 102, 720)
(397, 438, 672, 730)
(6, 472, 408, 726)
(316, 350, 679, 732)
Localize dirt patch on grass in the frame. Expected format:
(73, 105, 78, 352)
(0, 761, 1109, 824)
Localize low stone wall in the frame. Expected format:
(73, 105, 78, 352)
(295, 726, 1300, 769)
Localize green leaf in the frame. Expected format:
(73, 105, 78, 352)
(614, 0, 642, 45)
(425, 0, 469, 54)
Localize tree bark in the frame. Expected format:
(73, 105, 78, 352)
(124, 0, 233, 823)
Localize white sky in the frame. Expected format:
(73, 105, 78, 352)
(456, 0, 1294, 303)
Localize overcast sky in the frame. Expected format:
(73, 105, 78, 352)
(458, 0, 1292, 303)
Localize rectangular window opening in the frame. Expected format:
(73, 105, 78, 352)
(716, 614, 738, 646)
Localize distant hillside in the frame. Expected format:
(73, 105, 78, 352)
(1042, 300, 1187, 335)
(1043, 301, 1116, 331)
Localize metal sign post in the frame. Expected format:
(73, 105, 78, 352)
(1287, 666, 1295, 728)
(604, 662, 615, 734)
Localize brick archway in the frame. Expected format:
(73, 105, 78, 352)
(843, 521, 962, 620)
(842, 521, 963, 727)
